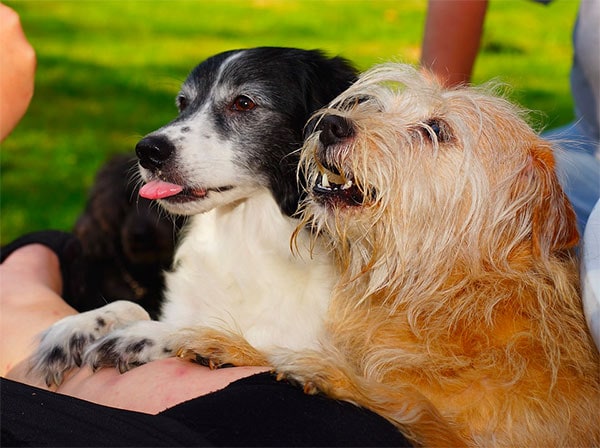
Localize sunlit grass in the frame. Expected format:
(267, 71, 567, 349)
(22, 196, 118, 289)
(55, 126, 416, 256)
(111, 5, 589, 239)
(0, 0, 579, 243)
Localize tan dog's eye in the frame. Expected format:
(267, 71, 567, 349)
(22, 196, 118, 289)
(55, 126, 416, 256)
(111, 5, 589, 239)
(421, 118, 453, 144)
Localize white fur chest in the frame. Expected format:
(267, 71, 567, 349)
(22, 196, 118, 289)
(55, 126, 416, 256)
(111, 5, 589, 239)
(160, 190, 335, 352)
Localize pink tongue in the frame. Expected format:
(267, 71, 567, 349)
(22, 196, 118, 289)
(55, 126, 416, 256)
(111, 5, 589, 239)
(139, 180, 184, 200)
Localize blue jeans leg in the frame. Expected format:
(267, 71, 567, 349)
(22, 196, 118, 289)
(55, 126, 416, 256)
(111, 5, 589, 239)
(543, 122, 600, 234)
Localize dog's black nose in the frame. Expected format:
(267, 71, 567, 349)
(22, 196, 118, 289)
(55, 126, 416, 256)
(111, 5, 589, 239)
(317, 115, 354, 147)
(135, 135, 175, 170)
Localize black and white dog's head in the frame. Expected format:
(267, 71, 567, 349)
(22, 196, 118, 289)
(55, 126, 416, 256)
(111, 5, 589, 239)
(136, 47, 357, 216)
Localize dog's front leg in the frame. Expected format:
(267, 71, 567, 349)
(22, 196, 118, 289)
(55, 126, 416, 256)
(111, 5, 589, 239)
(270, 349, 469, 448)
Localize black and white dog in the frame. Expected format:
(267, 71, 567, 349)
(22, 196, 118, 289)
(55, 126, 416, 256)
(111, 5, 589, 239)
(30, 47, 357, 385)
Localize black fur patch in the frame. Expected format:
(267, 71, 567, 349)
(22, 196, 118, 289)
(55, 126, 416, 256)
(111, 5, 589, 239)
(68, 333, 91, 366)
(126, 338, 154, 354)
(47, 346, 68, 366)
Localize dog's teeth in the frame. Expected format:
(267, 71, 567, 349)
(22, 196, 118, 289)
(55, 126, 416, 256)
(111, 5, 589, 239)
(341, 180, 353, 190)
(321, 172, 330, 188)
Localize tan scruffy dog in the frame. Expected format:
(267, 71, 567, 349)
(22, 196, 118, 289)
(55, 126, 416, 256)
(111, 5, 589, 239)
(276, 63, 600, 447)
(178, 63, 600, 447)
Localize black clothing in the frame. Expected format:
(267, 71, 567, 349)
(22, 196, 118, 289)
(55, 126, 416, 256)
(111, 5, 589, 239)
(1, 373, 412, 447)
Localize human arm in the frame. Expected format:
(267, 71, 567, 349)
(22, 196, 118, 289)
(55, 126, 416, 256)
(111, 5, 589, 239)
(0, 3, 36, 141)
(421, 0, 488, 87)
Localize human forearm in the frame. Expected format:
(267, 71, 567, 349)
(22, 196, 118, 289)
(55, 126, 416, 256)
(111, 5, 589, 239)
(421, 0, 488, 87)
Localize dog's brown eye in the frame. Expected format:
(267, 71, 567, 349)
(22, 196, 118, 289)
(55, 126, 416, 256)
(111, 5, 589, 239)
(231, 95, 256, 112)
(177, 94, 188, 112)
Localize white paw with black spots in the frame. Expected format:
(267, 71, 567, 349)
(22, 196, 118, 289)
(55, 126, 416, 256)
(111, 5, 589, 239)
(28, 300, 150, 386)
(82, 321, 178, 373)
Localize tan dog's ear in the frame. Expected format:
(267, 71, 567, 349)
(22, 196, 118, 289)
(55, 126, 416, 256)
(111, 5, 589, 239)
(528, 141, 579, 256)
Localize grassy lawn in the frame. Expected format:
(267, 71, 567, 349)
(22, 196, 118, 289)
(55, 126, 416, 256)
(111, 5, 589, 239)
(1, 0, 579, 244)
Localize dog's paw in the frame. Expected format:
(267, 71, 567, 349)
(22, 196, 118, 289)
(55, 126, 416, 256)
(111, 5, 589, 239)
(268, 348, 344, 396)
(83, 321, 176, 373)
(274, 370, 320, 395)
(28, 301, 150, 386)
(173, 327, 269, 369)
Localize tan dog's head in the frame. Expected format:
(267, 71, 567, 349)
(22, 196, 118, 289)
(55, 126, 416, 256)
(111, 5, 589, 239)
(299, 63, 578, 303)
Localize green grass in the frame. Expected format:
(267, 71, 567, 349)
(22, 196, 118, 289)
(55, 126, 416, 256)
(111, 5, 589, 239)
(0, 0, 579, 244)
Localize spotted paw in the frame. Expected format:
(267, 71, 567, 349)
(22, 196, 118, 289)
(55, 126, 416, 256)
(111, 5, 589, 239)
(28, 301, 150, 386)
(82, 320, 177, 373)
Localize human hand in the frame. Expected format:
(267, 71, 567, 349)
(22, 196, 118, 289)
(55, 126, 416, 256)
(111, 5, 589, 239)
(0, 3, 36, 141)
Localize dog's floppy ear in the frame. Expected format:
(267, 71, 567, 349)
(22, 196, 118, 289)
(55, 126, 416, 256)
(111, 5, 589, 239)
(272, 51, 357, 217)
(528, 140, 579, 256)
(303, 53, 358, 115)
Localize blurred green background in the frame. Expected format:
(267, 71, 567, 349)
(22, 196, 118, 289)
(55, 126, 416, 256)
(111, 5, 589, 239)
(1, 0, 579, 244)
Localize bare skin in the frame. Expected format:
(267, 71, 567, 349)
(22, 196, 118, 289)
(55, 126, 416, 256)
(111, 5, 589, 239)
(0, 3, 36, 140)
(421, 0, 488, 87)
(1, 245, 269, 414)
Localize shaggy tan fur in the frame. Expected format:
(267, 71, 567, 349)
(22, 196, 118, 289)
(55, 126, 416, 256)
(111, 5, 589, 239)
(178, 64, 599, 447)
(288, 64, 599, 447)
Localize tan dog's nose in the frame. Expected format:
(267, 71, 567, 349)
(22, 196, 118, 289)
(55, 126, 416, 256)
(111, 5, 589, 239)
(317, 115, 354, 147)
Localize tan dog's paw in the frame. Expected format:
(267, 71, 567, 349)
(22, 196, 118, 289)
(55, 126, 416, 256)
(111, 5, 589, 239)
(174, 328, 269, 369)
(275, 370, 319, 395)
(176, 347, 234, 370)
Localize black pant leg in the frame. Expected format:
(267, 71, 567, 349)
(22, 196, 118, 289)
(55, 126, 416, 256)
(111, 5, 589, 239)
(1, 378, 211, 447)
